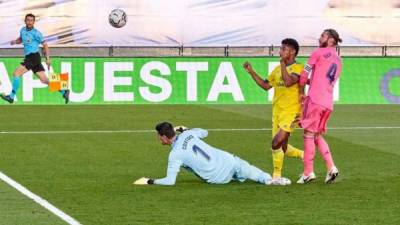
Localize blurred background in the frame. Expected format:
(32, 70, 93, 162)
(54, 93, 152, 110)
(0, 0, 399, 46)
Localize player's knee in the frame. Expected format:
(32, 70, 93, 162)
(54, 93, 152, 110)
(303, 132, 315, 140)
(38, 77, 48, 84)
(314, 134, 322, 144)
(271, 139, 282, 150)
(304, 130, 315, 137)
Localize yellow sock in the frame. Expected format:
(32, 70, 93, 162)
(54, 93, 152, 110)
(272, 148, 284, 178)
(285, 144, 304, 159)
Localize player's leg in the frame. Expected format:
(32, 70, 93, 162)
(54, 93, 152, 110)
(314, 110, 334, 170)
(315, 135, 334, 170)
(271, 129, 289, 179)
(11, 65, 27, 96)
(281, 136, 289, 151)
(35, 71, 49, 85)
(272, 129, 290, 150)
(297, 130, 317, 184)
(297, 97, 318, 184)
(271, 111, 303, 179)
(232, 156, 291, 185)
(271, 115, 285, 179)
(303, 130, 317, 175)
(315, 134, 339, 183)
(284, 113, 304, 158)
(315, 133, 334, 172)
(0, 65, 28, 103)
(314, 110, 339, 183)
(285, 144, 304, 159)
(315, 110, 334, 171)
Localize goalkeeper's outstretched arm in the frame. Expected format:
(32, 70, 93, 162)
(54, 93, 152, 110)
(154, 172, 179, 185)
(174, 126, 189, 133)
(134, 158, 182, 186)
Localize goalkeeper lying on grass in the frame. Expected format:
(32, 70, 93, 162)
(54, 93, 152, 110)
(133, 122, 291, 186)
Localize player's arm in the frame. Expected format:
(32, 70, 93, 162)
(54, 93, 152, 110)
(299, 49, 320, 87)
(154, 158, 182, 185)
(42, 42, 50, 60)
(243, 61, 272, 91)
(190, 128, 208, 139)
(174, 126, 189, 133)
(174, 126, 208, 139)
(280, 60, 299, 87)
(37, 31, 51, 68)
(42, 42, 51, 68)
(10, 37, 22, 45)
(298, 85, 305, 103)
(134, 157, 182, 186)
(12, 29, 23, 45)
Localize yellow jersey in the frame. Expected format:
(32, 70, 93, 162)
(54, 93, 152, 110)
(267, 62, 303, 112)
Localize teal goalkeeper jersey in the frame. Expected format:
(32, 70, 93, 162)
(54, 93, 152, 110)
(154, 128, 236, 185)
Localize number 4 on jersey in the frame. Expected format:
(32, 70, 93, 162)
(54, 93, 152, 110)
(326, 63, 337, 85)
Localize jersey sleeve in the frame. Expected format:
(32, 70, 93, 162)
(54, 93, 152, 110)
(300, 49, 320, 85)
(291, 64, 303, 76)
(190, 128, 208, 139)
(154, 152, 182, 185)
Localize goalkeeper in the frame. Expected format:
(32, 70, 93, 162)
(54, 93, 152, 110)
(133, 122, 291, 186)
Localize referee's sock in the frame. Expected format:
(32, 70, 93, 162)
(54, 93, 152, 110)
(10, 76, 21, 99)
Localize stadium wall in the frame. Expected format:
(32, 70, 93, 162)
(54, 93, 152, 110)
(0, 47, 399, 104)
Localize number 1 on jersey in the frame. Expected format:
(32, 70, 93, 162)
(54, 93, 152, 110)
(192, 145, 211, 161)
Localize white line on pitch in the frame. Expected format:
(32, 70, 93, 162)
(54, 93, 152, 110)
(0, 171, 82, 225)
(0, 126, 399, 134)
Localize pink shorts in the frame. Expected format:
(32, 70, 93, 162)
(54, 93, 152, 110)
(300, 97, 332, 134)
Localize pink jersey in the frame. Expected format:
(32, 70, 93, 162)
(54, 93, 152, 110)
(300, 47, 342, 110)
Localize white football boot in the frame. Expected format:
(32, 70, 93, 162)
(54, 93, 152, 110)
(266, 177, 292, 186)
(296, 172, 316, 184)
(325, 166, 339, 184)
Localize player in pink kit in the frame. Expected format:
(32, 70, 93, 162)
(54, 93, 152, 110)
(297, 29, 342, 184)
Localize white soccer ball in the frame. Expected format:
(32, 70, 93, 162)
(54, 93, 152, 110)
(109, 9, 127, 28)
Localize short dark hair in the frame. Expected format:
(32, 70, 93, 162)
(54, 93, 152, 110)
(155, 122, 175, 138)
(281, 38, 299, 56)
(25, 13, 35, 21)
(324, 29, 342, 45)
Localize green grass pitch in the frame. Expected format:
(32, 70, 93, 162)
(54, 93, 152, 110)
(0, 105, 399, 225)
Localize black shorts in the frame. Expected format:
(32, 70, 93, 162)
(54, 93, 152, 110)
(21, 52, 45, 73)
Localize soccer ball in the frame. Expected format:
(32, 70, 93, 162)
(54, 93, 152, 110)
(109, 9, 127, 28)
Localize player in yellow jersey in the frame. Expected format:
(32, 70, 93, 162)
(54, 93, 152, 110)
(243, 38, 304, 185)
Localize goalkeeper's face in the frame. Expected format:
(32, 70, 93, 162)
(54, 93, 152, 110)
(158, 134, 171, 145)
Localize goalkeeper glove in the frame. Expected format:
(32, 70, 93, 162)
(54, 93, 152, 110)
(174, 126, 189, 133)
(133, 177, 154, 185)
